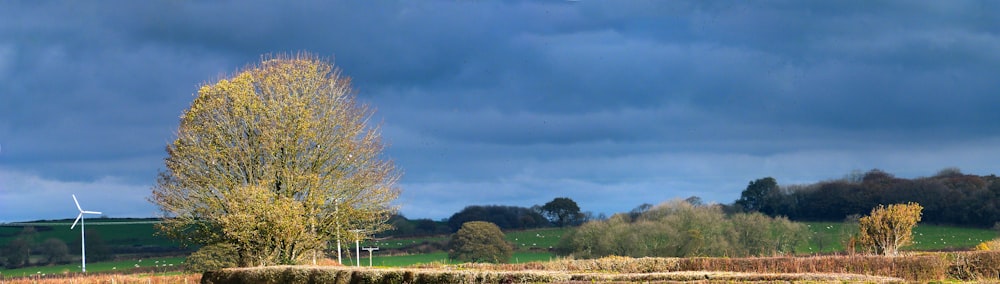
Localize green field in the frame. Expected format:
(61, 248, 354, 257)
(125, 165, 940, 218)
(800, 222, 997, 254)
(0, 256, 185, 278)
(364, 227, 568, 251)
(366, 236, 448, 250)
(355, 251, 556, 267)
(0, 218, 178, 248)
(505, 227, 567, 250)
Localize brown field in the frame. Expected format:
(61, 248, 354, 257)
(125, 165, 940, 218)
(9, 251, 999, 283)
(198, 251, 1000, 283)
(200, 265, 903, 283)
(0, 273, 200, 284)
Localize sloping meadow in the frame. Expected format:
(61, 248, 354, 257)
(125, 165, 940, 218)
(202, 251, 1000, 283)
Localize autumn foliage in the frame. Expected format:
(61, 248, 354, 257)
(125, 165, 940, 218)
(151, 53, 400, 266)
(448, 221, 513, 263)
(857, 202, 923, 256)
(557, 200, 809, 258)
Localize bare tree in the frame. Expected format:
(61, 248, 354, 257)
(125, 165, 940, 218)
(150, 53, 400, 266)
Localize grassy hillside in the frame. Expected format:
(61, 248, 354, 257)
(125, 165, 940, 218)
(353, 228, 568, 267)
(0, 218, 186, 273)
(0, 218, 177, 248)
(800, 222, 996, 254)
(505, 227, 567, 250)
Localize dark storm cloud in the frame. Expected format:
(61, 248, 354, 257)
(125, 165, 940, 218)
(3, 1, 1000, 221)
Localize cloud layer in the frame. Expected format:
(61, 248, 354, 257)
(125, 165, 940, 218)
(3, 1, 1000, 222)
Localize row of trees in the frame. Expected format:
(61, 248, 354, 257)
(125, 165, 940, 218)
(386, 215, 452, 238)
(557, 200, 810, 258)
(440, 200, 925, 263)
(554, 199, 925, 259)
(446, 197, 587, 231)
(446, 205, 549, 232)
(387, 197, 588, 238)
(734, 169, 1000, 227)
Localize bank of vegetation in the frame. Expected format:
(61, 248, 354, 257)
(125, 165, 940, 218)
(0, 273, 200, 284)
(734, 168, 1000, 228)
(556, 200, 807, 258)
(201, 251, 1000, 283)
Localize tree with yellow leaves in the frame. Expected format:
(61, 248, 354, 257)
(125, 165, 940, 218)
(150, 53, 400, 266)
(856, 202, 922, 256)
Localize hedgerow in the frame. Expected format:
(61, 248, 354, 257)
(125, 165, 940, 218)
(201, 251, 1000, 283)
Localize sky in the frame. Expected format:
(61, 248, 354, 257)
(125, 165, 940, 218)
(2, 1, 1000, 223)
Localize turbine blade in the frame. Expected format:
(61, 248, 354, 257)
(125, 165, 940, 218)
(71, 213, 83, 229)
(72, 194, 82, 212)
(82, 211, 102, 215)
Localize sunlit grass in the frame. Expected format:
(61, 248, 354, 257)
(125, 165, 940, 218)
(799, 222, 997, 254)
(355, 251, 555, 267)
(0, 256, 185, 278)
(363, 236, 448, 250)
(363, 227, 568, 252)
(505, 228, 567, 251)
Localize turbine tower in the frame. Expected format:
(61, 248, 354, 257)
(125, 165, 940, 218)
(71, 194, 102, 272)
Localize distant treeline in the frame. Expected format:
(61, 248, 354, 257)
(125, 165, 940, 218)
(386, 206, 548, 238)
(386, 198, 591, 237)
(735, 168, 1000, 228)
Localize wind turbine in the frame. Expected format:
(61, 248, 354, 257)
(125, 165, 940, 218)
(71, 194, 102, 272)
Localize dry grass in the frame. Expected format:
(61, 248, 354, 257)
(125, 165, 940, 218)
(568, 271, 903, 283)
(0, 273, 200, 284)
(466, 254, 944, 278)
(201, 265, 906, 284)
(948, 250, 1000, 280)
(199, 252, 1000, 283)
(38, 251, 996, 283)
(455, 251, 1000, 282)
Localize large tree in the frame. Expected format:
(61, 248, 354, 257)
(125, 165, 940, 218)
(735, 177, 779, 214)
(541, 197, 583, 227)
(150, 53, 400, 266)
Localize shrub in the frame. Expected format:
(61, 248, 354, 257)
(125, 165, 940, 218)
(857, 202, 923, 256)
(448, 221, 513, 263)
(557, 200, 810, 258)
(39, 238, 71, 265)
(186, 243, 240, 273)
(948, 251, 1000, 281)
(975, 238, 1000, 251)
